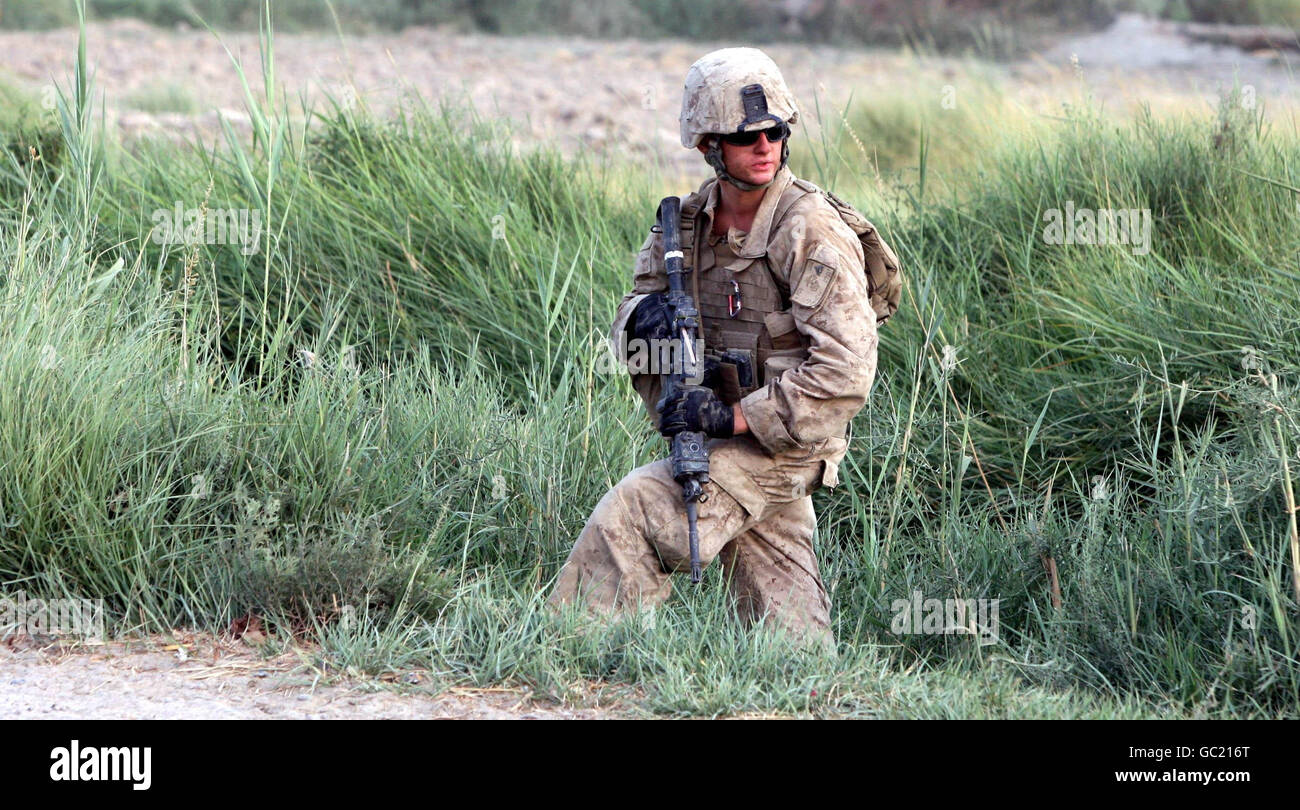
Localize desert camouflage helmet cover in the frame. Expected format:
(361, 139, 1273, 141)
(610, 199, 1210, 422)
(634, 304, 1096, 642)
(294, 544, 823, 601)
(679, 47, 799, 149)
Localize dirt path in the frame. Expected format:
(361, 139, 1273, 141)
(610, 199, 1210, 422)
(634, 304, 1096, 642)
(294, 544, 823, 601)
(0, 634, 627, 719)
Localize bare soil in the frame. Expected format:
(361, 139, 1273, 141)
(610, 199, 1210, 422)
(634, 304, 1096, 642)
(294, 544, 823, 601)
(0, 633, 630, 719)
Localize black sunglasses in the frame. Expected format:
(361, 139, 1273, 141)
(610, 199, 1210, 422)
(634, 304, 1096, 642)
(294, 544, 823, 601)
(720, 122, 791, 147)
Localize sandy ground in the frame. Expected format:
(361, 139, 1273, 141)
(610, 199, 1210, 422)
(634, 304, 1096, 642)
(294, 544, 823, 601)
(0, 633, 628, 719)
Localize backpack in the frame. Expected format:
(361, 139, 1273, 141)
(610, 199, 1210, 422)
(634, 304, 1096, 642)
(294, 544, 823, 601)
(773, 178, 904, 325)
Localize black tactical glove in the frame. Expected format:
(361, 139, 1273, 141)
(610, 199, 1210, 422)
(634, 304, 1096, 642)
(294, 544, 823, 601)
(657, 387, 734, 438)
(627, 292, 675, 344)
(691, 354, 722, 389)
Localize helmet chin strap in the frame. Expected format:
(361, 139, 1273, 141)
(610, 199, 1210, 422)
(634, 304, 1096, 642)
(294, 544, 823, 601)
(704, 135, 789, 192)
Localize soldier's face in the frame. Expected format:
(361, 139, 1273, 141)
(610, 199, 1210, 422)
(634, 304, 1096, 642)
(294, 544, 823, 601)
(698, 133, 780, 186)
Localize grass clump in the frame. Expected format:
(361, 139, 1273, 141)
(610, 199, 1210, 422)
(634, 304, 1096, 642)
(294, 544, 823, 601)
(123, 82, 200, 114)
(0, 80, 62, 185)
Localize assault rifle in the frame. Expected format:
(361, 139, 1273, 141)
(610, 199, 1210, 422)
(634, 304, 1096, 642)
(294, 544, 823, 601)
(656, 196, 709, 584)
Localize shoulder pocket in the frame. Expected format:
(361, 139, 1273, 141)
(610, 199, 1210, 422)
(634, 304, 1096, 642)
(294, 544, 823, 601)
(791, 243, 838, 310)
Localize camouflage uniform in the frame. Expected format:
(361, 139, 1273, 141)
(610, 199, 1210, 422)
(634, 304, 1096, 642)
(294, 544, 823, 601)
(548, 49, 880, 648)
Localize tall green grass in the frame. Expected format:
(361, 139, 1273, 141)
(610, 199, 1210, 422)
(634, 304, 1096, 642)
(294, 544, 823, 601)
(95, 92, 650, 401)
(2, 11, 1297, 716)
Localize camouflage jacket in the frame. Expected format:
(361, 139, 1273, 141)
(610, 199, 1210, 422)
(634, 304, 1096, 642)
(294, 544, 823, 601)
(609, 166, 879, 514)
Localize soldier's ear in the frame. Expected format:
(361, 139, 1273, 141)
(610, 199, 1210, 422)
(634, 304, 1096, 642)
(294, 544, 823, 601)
(696, 143, 709, 155)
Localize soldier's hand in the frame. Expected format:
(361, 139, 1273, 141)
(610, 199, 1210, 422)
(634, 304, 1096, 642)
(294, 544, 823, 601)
(628, 292, 675, 344)
(684, 354, 722, 389)
(657, 387, 734, 438)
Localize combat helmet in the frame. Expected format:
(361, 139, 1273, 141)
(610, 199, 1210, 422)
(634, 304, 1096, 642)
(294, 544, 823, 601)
(680, 47, 799, 191)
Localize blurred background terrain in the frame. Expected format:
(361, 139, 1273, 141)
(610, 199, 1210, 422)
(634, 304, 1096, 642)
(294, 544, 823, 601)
(1, 2, 1297, 182)
(3, 0, 1300, 48)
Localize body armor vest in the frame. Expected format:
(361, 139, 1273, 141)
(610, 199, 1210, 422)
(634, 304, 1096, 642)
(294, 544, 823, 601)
(678, 195, 811, 405)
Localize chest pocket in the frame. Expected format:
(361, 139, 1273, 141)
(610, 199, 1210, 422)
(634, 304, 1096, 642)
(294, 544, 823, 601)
(696, 250, 810, 402)
(697, 248, 771, 344)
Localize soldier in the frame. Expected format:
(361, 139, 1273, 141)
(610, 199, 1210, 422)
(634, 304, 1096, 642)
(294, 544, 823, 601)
(548, 47, 881, 650)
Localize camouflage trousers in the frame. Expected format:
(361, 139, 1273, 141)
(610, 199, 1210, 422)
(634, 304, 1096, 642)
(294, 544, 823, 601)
(548, 447, 834, 649)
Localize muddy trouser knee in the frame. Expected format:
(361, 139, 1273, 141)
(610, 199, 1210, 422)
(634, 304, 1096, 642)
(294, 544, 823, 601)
(717, 495, 831, 646)
(548, 458, 831, 645)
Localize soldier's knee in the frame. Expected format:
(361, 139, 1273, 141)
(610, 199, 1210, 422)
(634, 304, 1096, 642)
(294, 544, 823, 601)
(601, 460, 679, 530)
(612, 459, 676, 497)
